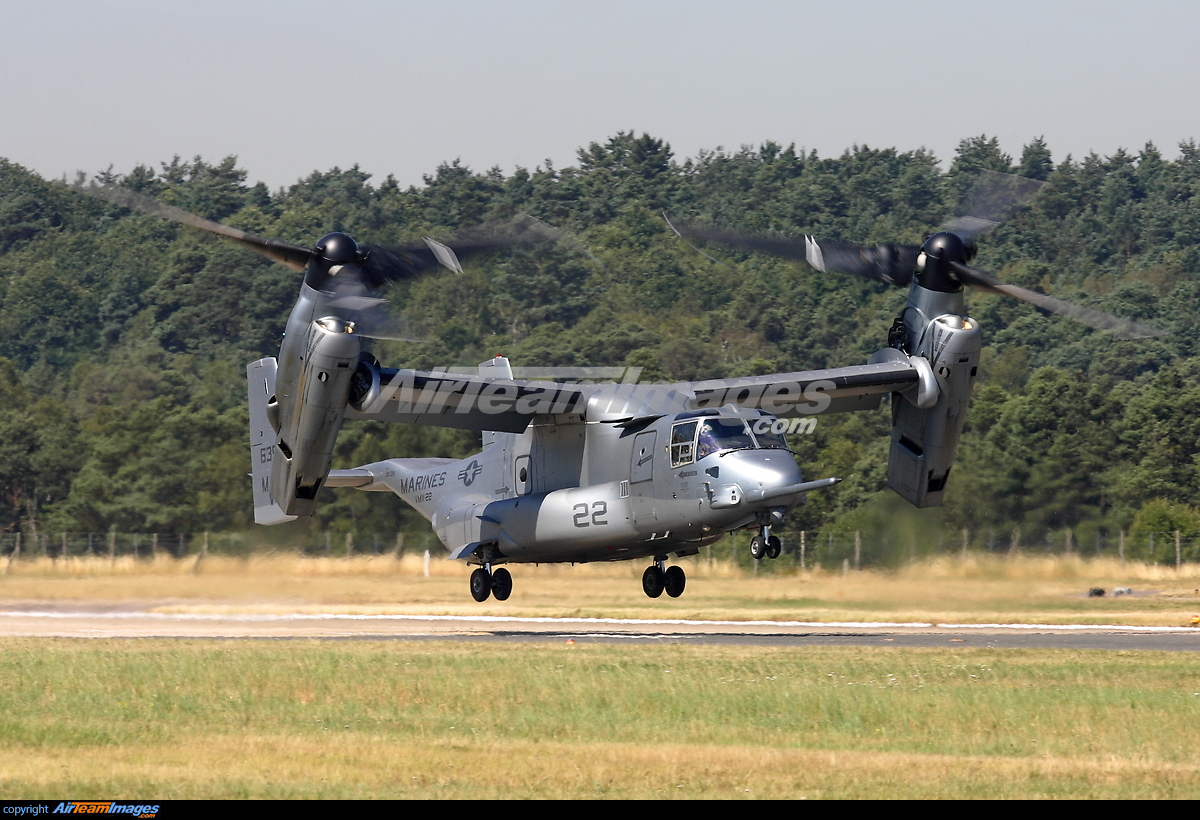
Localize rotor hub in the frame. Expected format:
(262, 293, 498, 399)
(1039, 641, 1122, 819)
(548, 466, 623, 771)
(915, 232, 967, 293)
(305, 232, 367, 290)
(314, 232, 362, 265)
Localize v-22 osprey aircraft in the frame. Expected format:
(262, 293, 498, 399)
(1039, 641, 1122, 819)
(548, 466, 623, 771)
(90, 182, 1163, 602)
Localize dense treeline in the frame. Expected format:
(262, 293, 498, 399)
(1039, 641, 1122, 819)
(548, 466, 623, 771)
(2, 133, 1200, 559)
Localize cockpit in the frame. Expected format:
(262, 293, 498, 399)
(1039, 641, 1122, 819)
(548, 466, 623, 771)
(669, 412, 791, 468)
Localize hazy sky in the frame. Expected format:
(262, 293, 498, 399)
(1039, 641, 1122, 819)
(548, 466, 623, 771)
(4, 0, 1198, 191)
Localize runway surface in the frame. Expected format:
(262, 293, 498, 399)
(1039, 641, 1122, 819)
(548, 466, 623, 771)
(3, 604, 1200, 650)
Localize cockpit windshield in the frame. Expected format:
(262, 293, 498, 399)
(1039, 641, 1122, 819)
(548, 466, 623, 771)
(696, 418, 755, 459)
(749, 420, 791, 451)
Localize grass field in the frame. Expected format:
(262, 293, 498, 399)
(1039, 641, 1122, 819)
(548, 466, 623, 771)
(1, 639, 1198, 798)
(3, 554, 1200, 798)
(3, 551, 1200, 626)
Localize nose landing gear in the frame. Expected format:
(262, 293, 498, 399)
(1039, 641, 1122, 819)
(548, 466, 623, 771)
(469, 564, 514, 602)
(643, 557, 687, 599)
(750, 527, 782, 560)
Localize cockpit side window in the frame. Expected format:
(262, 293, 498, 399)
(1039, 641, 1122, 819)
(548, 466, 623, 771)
(696, 418, 755, 459)
(670, 421, 698, 467)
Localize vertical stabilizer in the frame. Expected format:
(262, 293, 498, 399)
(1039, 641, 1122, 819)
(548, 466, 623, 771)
(479, 355, 513, 379)
(247, 358, 297, 525)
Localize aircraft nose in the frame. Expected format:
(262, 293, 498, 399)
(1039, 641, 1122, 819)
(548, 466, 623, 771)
(716, 450, 802, 497)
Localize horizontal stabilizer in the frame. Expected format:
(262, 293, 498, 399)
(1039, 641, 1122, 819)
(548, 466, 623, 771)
(325, 469, 375, 488)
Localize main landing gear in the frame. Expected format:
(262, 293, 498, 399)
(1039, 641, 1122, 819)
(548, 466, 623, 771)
(750, 527, 781, 560)
(469, 565, 513, 602)
(642, 557, 686, 599)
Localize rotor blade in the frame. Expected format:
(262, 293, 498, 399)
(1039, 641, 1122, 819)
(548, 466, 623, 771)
(942, 170, 1045, 240)
(662, 213, 738, 272)
(360, 238, 514, 287)
(506, 213, 610, 272)
(423, 236, 462, 274)
(318, 292, 428, 342)
(671, 221, 919, 286)
(949, 261, 1167, 339)
(361, 213, 568, 287)
(351, 308, 429, 342)
(323, 294, 387, 312)
(83, 183, 313, 272)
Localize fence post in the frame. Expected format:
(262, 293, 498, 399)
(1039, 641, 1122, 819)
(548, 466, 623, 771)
(392, 532, 405, 558)
(1176, 530, 1182, 571)
(108, 531, 116, 560)
(152, 532, 159, 559)
(61, 532, 68, 559)
(962, 528, 969, 560)
(345, 532, 354, 557)
(1064, 528, 1073, 555)
(1119, 530, 1125, 565)
(800, 530, 806, 571)
(854, 531, 861, 571)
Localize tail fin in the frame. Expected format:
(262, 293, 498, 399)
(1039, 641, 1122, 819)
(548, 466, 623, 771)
(247, 358, 297, 525)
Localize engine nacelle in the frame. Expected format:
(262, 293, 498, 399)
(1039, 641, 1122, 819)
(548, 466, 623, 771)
(270, 316, 361, 516)
(885, 286, 982, 507)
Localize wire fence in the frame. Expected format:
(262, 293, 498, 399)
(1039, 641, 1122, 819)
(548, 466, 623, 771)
(740, 528, 1200, 570)
(0, 531, 434, 560)
(2, 528, 1198, 569)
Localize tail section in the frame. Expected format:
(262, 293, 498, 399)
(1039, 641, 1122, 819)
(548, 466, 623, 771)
(247, 358, 296, 525)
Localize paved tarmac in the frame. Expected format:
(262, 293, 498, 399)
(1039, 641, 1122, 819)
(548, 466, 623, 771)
(2, 605, 1200, 650)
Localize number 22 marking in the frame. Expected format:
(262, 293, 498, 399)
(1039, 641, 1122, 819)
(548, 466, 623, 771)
(573, 501, 608, 527)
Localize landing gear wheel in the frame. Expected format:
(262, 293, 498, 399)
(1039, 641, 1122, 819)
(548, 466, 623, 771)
(664, 565, 686, 598)
(750, 535, 767, 560)
(766, 535, 781, 559)
(642, 565, 665, 598)
(491, 567, 513, 601)
(470, 567, 491, 602)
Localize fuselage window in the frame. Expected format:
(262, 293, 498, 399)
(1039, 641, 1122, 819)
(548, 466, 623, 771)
(696, 418, 755, 460)
(670, 421, 698, 467)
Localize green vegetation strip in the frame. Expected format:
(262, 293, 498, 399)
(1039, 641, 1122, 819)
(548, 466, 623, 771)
(1, 638, 1198, 798)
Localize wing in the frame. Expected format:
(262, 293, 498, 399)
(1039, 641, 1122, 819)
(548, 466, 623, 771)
(345, 354, 920, 432)
(683, 352, 920, 417)
(345, 368, 591, 432)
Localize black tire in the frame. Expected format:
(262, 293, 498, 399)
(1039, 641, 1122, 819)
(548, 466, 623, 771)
(664, 565, 686, 598)
(470, 567, 491, 602)
(767, 535, 781, 559)
(750, 535, 767, 560)
(492, 567, 513, 601)
(642, 565, 665, 598)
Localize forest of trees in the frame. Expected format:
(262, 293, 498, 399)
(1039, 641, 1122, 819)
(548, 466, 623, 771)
(3, 133, 1200, 563)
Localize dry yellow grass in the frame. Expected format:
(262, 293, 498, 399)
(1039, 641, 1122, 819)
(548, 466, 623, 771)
(2, 552, 1199, 625)
(2, 735, 1197, 799)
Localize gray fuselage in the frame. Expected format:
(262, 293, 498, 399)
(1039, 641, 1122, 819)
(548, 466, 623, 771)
(358, 408, 806, 565)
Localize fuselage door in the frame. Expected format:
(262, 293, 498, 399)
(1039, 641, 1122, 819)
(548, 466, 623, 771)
(631, 430, 657, 483)
(515, 454, 532, 496)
